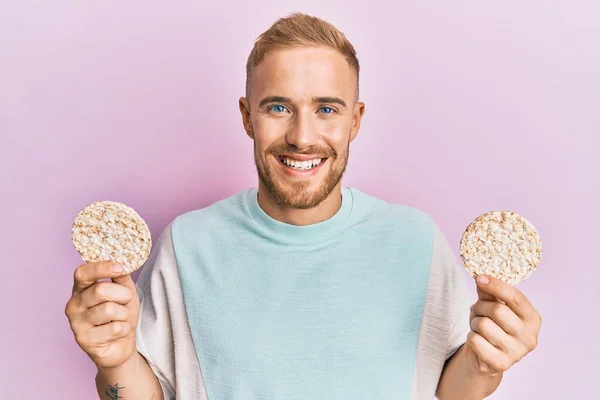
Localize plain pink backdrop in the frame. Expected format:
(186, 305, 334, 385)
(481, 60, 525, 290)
(1, 1, 598, 399)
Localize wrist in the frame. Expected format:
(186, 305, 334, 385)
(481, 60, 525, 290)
(96, 351, 140, 377)
(437, 345, 503, 400)
(458, 345, 503, 379)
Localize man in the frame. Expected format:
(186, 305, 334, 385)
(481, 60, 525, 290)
(65, 13, 542, 400)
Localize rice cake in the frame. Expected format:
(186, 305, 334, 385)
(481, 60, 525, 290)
(460, 210, 542, 285)
(71, 201, 152, 274)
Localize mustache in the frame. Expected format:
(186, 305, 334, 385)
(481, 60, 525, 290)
(266, 144, 337, 158)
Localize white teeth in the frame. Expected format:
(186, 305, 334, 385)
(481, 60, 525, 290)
(281, 157, 323, 170)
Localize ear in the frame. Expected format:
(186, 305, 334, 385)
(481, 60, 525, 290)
(239, 97, 254, 139)
(349, 101, 366, 143)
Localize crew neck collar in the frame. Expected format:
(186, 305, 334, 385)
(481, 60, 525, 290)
(245, 187, 354, 243)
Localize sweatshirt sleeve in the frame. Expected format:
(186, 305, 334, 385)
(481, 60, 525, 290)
(134, 223, 177, 399)
(411, 222, 474, 399)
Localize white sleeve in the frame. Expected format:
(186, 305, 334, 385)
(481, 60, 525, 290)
(411, 222, 474, 399)
(436, 226, 472, 360)
(134, 223, 177, 399)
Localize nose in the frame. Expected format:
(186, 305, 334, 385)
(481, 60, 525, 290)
(285, 111, 318, 151)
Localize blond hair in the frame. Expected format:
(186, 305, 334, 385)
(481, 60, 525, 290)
(245, 12, 360, 100)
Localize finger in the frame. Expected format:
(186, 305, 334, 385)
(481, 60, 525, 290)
(86, 321, 132, 345)
(73, 262, 124, 293)
(475, 275, 498, 301)
(476, 283, 500, 303)
(475, 275, 535, 320)
(471, 300, 523, 336)
(80, 282, 134, 309)
(84, 302, 130, 326)
(470, 316, 513, 351)
(467, 331, 512, 373)
(111, 272, 136, 291)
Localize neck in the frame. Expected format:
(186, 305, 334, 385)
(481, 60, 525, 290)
(256, 182, 343, 226)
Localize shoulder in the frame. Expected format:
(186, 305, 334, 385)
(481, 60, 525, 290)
(171, 188, 251, 233)
(347, 187, 436, 235)
(346, 187, 464, 267)
(137, 189, 251, 273)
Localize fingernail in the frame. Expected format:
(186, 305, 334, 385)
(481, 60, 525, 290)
(477, 275, 490, 285)
(111, 264, 123, 274)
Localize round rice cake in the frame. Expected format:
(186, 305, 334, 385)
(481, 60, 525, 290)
(460, 210, 542, 285)
(71, 201, 152, 274)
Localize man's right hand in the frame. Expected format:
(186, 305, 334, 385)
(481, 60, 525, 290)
(65, 262, 140, 369)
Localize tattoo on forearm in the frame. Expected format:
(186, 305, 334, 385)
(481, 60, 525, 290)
(105, 383, 125, 399)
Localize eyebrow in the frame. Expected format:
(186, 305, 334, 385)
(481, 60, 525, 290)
(258, 96, 347, 108)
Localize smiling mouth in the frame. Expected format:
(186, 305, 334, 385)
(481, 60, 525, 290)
(278, 156, 326, 170)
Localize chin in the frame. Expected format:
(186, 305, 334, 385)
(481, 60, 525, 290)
(256, 153, 345, 210)
(273, 183, 323, 209)
(269, 176, 340, 209)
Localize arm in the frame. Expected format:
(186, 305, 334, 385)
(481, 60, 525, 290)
(423, 224, 540, 399)
(95, 352, 164, 400)
(436, 275, 542, 400)
(436, 345, 502, 400)
(65, 261, 169, 400)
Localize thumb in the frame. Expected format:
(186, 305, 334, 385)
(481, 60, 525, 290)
(112, 272, 136, 291)
(475, 275, 499, 302)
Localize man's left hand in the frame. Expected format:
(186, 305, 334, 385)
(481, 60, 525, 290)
(464, 274, 542, 376)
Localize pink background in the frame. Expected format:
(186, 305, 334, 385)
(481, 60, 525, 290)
(1, 1, 598, 399)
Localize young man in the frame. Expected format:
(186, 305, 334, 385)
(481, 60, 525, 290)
(65, 13, 542, 400)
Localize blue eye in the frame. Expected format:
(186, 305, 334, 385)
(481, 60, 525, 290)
(319, 106, 334, 114)
(270, 105, 287, 113)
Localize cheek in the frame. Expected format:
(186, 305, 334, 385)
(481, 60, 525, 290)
(320, 118, 352, 147)
(253, 119, 288, 146)
(323, 113, 353, 133)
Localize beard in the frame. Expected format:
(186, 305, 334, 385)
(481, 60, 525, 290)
(254, 141, 349, 210)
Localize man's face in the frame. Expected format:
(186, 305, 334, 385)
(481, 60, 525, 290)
(240, 46, 365, 209)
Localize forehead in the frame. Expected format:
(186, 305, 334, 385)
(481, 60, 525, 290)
(251, 46, 356, 103)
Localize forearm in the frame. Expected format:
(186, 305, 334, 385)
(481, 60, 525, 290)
(436, 345, 502, 400)
(95, 352, 164, 400)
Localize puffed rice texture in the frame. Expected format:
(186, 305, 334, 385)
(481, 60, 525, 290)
(71, 201, 152, 274)
(460, 210, 542, 285)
